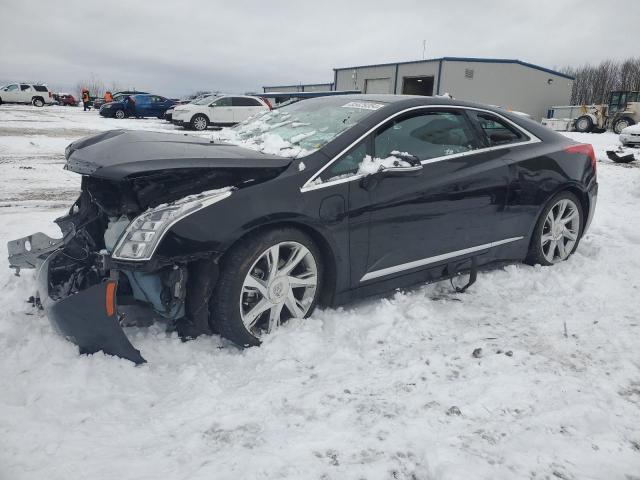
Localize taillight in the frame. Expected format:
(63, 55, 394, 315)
(261, 97, 273, 110)
(48, 91, 52, 98)
(564, 143, 596, 176)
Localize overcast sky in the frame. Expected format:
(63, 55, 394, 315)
(1, 0, 638, 97)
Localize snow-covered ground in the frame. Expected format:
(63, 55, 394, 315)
(1, 105, 639, 480)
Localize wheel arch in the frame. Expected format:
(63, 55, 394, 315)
(525, 184, 589, 253)
(191, 112, 210, 124)
(216, 220, 339, 307)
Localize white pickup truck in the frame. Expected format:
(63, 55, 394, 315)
(0, 83, 54, 107)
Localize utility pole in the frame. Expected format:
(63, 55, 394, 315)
(422, 40, 426, 60)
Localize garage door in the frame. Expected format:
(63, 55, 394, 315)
(364, 78, 391, 94)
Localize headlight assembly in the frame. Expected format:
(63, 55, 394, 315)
(112, 188, 233, 261)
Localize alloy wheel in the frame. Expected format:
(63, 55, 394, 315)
(193, 116, 207, 130)
(239, 241, 318, 336)
(541, 198, 580, 263)
(115, 110, 125, 119)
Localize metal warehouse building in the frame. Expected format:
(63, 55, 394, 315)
(335, 57, 573, 121)
(265, 57, 574, 121)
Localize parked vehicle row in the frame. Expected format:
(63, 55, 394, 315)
(0, 83, 53, 107)
(8, 94, 598, 363)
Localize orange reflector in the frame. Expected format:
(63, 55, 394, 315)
(105, 281, 117, 317)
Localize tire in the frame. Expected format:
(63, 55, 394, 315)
(114, 109, 125, 119)
(190, 114, 209, 131)
(526, 191, 584, 266)
(0, 97, 3, 105)
(574, 115, 593, 133)
(211, 228, 323, 347)
(32, 97, 44, 107)
(613, 117, 635, 134)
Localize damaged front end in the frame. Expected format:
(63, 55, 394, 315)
(8, 181, 231, 364)
(8, 131, 289, 363)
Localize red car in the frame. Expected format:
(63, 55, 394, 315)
(55, 93, 78, 106)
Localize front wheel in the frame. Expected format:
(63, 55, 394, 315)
(613, 117, 635, 134)
(114, 109, 125, 119)
(211, 228, 322, 347)
(527, 191, 583, 266)
(190, 114, 208, 131)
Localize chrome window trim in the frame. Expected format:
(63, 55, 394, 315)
(360, 236, 524, 282)
(300, 105, 541, 193)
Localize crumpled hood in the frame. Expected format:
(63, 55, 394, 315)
(65, 130, 291, 180)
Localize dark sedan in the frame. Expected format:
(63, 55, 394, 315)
(8, 95, 597, 363)
(99, 94, 174, 119)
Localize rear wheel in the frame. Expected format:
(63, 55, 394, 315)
(211, 228, 322, 347)
(191, 114, 208, 131)
(574, 115, 593, 133)
(32, 97, 44, 107)
(613, 116, 635, 134)
(527, 191, 583, 266)
(114, 109, 125, 119)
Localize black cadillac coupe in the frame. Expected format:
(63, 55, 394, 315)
(8, 95, 598, 364)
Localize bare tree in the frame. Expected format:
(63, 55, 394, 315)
(564, 57, 640, 105)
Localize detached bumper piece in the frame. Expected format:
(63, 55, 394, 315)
(46, 280, 146, 365)
(606, 148, 637, 164)
(9, 227, 147, 365)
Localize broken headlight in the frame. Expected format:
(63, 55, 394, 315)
(112, 189, 233, 261)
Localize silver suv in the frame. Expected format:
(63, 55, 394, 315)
(0, 83, 53, 107)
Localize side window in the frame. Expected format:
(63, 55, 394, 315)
(135, 95, 149, 104)
(20, 84, 31, 91)
(5, 84, 18, 92)
(232, 97, 261, 107)
(33, 85, 48, 92)
(322, 142, 368, 181)
(213, 97, 232, 107)
(375, 110, 481, 160)
(468, 111, 526, 146)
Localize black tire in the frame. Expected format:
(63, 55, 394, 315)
(114, 109, 125, 119)
(32, 97, 44, 107)
(190, 114, 209, 131)
(211, 227, 323, 347)
(0, 97, 3, 105)
(613, 117, 635, 134)
(526, 191, 584, 266)
(574, 115, 593, 133)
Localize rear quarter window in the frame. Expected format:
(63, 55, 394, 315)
(468, 111, 526, 146)
(33, 85, 49, 92)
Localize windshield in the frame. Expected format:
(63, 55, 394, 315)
(216, 96, 386, 158)
(194, 95, 219, 105)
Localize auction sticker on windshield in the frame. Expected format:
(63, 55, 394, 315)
(341, 102, 385, 110)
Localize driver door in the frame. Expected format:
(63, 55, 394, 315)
(346, 108, 511, 285)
